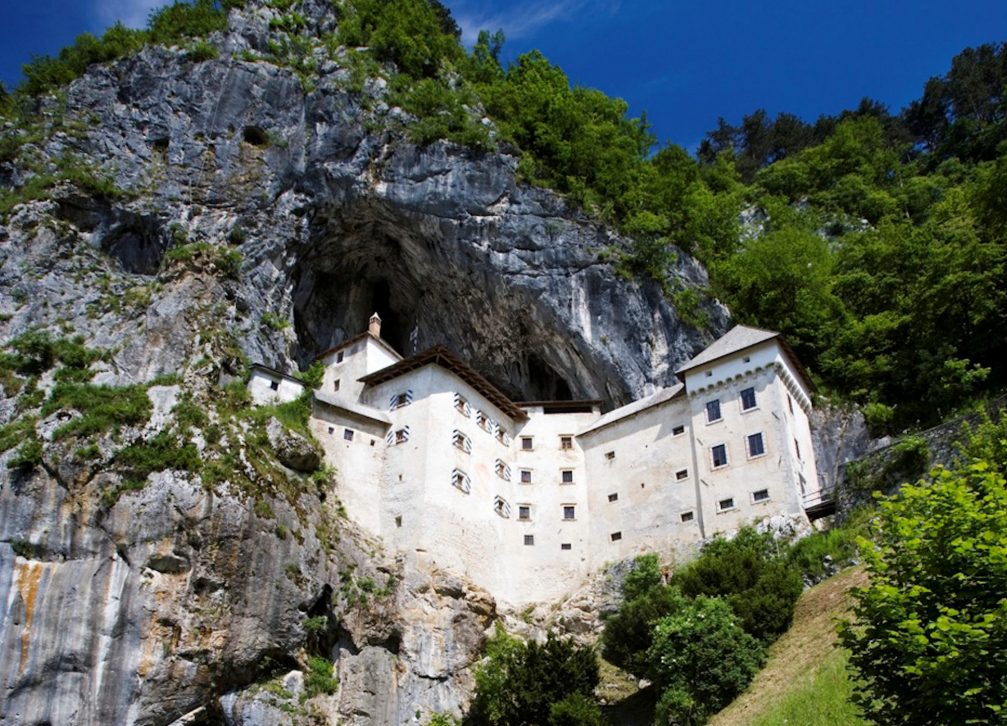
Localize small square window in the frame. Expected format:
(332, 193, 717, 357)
(561, 543, 572, 551)
(740, 387, 756, 411)
(521, 436, 534, 450)
(675, 469, 688, 481)
(752, 488, 770, 503)
(561, 470, 574, 484)
(520, 469, 532, 484)
(518, 505, 531, 520)
(605, 450, 615, 461)
(524, 535, 535, 546)
(343, 429, 354, 441)
(706, 399, 722, 423)
(269, 380, 279, 391)
(610, 531, 622, 542)
(327, 426, 334, 435)
(718, 497, 735, 511)
(560, 435, 573, 450)
(681, 511, 694, 522)
(333, 379, 341, 392)
(563, 505, 576, 520)
(608, 493, 618, 502)
(712, 443, 728, 468)
(336, 351, 344, 363)
(672, 425, 685, 436)
(748, 432, 765, 457)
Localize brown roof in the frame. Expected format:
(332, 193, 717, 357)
(358, 346, 529, 421)
(314, 331, 402, 363)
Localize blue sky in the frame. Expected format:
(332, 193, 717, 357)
(2, 1, 1005, 149)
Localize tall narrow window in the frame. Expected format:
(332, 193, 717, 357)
(333, 379, 341, 392)
(740, 387, 757, 411)
(794, 438, 802, 460)
(747, 432, 766, 457)
(336, 351, 344, 363)
(788, 394, 794, 414)
(706, 399, 722, 423)
(711, 444, 728, 468)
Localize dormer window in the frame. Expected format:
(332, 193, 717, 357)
(452, 430, 472, 454)
(390, 390, 413, 410)
(495, 459, 512, 481)
(454, 393, 471, 417)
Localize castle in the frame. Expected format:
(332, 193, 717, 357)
(249, 316, 821, 605)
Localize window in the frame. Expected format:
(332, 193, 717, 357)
(705, 370, 713, 377)
(610, 531, 622, 542)
(343, 429, 354, 442)
(563, 505, 576, 520)
(496, 428, 511, 446)
(799, 473, 807, 495)
(605, 450, 616, 461)
(788, 394, 794, 414)
(524, 534, 535, 546)
(740, 387, 757, 411)
(561, 543, 572, 551)
(742, 355, 751, 363)
(711, 443, 728, 468)
(451, 468, 471, 494)
(752, 488, 770, 503)
(454, 393, 471, 417)
(452, 430, 472, 454)
(493, 496, 512, 518)
(676, 469, 688, 481)
(475, 411, 494, 434)
(336, 351, 344, 363)
(706, 399, 722, 423)
(521, 436, 534, 450)
(327, 426, 335, 435)
(387, 426, 411, 446)
(560, 435, 573, 450)
(269, 380, 279, 391)
(333, 379, 341, 392)
(718, 497, 735, 511)
(518, 505, 531, 521)
(747, 432, 766, 457)
(680, 511, 695, 522)
(520, 469, 532, 484)
(389, 391, 413, 410)
(794, 438, 802, 460)
(495, 459, 512, 481)
(608, 493, 618, 502)
(561, 469, 574, 484)
(672, 424, 685, 436)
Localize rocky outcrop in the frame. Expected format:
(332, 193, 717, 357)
(0, 2, 729, 723)
(810, 402, 872, 494)
(266, 418, 321, 472)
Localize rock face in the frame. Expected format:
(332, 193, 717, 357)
(0, 2, 728, 724)
(266, 418, 321, 472)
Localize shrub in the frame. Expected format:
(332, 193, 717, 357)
(602, 565, 684, 676)
(839, 461, 1007, 725)
(547, 693, 605, 726)
(648, 596, 765, 726)
(673, 527, 803, 643)
(44, 381, 153, 440)
(466, 627, 601, 726)
(304, 655, 338, 697)
(186, 41, 219, 62)
(7, 438, 43, 471)
(114, 430, 201, 486)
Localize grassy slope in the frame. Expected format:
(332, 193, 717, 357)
(709, 566, 869, 726)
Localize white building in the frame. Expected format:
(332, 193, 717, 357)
(250, 316, 822, 606)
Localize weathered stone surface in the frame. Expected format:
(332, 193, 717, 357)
(266, 418, 321, 472)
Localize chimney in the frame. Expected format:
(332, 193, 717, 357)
(368, 312, 382, 338)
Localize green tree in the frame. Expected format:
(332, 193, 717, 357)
(466, 628, 602, 726)
(648, 596, 765, 725)
(839, 462, 1007, 725)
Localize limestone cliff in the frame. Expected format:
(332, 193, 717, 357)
(0, 2, 728, 724)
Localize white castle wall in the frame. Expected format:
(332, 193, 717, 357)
(248, 368, 305, 405)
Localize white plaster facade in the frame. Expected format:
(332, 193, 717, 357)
(250, 321, 822, 606)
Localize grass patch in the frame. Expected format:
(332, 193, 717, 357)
(709, 567, 869, 726)
(43, 381, 152, 439)
(304, 655, 338, 698)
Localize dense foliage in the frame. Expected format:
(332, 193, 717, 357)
(466, 627, 603, 726)
(839, 461, 1007, 724)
